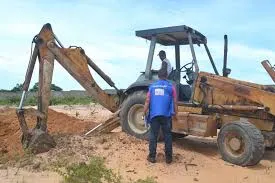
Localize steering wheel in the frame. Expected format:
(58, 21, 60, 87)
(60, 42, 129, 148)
(181, 62, 195, 85)
(180, 62, 194, 73)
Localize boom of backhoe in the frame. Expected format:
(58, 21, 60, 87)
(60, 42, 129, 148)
(16, 23, 120, 153)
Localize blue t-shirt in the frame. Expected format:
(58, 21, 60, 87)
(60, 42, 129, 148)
(147, 80, 175, 121)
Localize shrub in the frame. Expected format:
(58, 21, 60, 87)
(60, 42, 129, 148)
(58, 156, 121, 183)
(57, 156, 158, 183)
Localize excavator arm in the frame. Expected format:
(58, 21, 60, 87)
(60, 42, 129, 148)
(262, 60, 275, 83)
(16, 23, 120, 153)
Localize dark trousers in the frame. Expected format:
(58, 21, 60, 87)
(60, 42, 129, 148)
(149, 116, 172, 159)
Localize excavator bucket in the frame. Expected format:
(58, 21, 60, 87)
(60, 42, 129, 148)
(16, 109, 56, 154)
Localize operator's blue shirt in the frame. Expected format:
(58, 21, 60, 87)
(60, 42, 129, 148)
(147, 80, 175, 122)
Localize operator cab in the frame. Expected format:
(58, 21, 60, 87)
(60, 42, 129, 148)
(136, 25, 212, 102)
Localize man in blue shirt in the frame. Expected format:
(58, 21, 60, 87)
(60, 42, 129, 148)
(143, 63, 178, 164)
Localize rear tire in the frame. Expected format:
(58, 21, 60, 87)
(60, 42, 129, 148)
(217, 121, 265, 166)
(120, 91, 150, 140)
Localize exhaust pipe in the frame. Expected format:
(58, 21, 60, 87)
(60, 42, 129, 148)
(223, 35, 230, 77)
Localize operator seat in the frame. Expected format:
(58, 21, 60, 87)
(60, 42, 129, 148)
(179, 84, 191, 102)
(168, 69, 192, 102)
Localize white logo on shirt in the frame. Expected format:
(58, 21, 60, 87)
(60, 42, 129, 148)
(155, 88, 164, 96)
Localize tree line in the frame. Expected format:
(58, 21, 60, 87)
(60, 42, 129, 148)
(0, 82, 63, 92)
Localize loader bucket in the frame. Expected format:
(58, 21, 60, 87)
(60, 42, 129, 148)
(16, 109, 56, 154)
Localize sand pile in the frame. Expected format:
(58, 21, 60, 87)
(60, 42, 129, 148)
(0, 107, 97, 156)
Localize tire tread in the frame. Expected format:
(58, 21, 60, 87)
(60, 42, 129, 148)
(218, 121, 265, 166)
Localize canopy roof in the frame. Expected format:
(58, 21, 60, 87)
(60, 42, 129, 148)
(136, 25, 207, 46)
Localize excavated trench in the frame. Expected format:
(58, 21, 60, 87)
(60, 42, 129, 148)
(0, 107, 97, 156)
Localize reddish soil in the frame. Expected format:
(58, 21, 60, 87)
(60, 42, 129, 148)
(0, 107, 97, 156)
(0, 105, 275, 183)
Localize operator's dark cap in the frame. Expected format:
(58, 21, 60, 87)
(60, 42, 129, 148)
(157, 50, 166, 56)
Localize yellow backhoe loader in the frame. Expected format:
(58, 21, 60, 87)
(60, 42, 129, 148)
(17, 23, 275, 166)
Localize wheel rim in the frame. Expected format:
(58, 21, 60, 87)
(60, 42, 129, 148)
(128, 104, 149, 134)
(224, 132, 245, 158)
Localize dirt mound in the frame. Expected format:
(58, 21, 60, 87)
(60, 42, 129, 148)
(0, 108, 97, 156)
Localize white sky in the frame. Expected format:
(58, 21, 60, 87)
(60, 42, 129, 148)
(0, 0, 275, 90)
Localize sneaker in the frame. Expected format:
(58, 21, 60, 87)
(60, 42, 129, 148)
(166, 157, 172, 164)
(147, 156, 156, 163)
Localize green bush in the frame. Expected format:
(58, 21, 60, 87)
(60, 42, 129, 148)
(29, 82, 63, 92)
(0, 96, 95, 106)
(26, 96, 37, 106)
(0, 96, 21, 105)
(50, 96, 94, 105)
(11, 83, 23, 92)
(57, 156, 158, 183)
(59, 157, 121, 183)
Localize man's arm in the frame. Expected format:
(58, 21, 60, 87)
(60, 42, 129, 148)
(172, 85, 178, 120)
(143, 92, 150, 116)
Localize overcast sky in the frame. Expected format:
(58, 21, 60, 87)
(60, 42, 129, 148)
(0, 0, 275, 90)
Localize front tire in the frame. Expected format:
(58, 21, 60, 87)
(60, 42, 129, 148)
(217, 121, 265, 166)
(120, 91, 150, 139)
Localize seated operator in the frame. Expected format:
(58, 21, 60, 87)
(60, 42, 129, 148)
(158, 50, 172, 76)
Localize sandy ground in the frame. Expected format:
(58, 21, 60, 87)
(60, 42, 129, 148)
(0, 105, 275, 183)
(50, 104, 113, 123)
